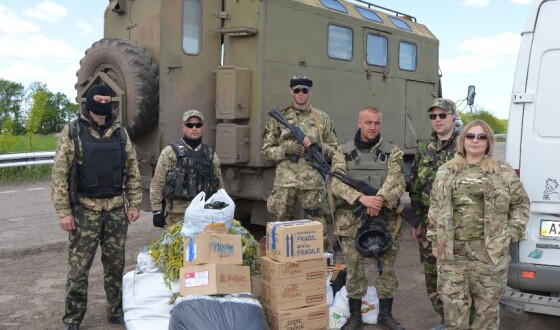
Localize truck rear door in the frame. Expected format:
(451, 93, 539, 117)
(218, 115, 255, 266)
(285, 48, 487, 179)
(517, 0, 560, 268)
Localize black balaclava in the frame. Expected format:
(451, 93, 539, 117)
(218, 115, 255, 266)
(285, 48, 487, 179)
(85, 84, 112, 116)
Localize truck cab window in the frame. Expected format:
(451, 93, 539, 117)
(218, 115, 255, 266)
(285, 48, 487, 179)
(320, 0, 348, 14)
(399, 41, 416, 71)
(182, 0, 202, 55)
(328, 24, 353, 61)
(389, 17, 412, 32)
(355, 7, 383, 23)
(366, 34, 388, 67)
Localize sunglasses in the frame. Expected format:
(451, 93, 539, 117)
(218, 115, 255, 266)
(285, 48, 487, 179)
(428, 113, 452, 120)
(184, 122, 203, 129)
(465, 133, 487, 140)
(293, 87, 310, 94)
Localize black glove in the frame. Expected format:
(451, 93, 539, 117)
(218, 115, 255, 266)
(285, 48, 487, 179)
(284, 143, 304, 156)
(152, 211, 165, 228)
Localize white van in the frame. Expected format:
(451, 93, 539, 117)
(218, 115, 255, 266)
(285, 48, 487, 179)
(503, 0, 560, 316)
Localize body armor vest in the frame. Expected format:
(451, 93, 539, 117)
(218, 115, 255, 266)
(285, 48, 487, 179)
(341, 139, 393, 190)
(163, 142, 218, 201)
(76, 124, 126, 198)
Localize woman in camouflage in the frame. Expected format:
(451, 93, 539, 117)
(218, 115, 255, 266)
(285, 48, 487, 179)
(427, 120, 529, 330)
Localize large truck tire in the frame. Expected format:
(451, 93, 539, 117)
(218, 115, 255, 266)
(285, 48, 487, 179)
(76, 38, 159, 139)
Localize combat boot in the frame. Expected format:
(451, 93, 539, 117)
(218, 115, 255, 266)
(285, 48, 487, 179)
(378, 297, 405, 330)
(342, 298, 363, 330)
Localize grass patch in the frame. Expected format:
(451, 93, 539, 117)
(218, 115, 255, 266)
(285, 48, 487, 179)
(11, 135, 58, 153)
(0, 165, 53, 184)
(0, 135, 58, 183)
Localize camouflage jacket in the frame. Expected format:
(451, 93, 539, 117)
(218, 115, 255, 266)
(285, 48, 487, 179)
(329, 140, 406, 237)
(261, 104, 337, 189)
(409, 131, 458, 226)
(426, 160, 529, 268)
(150, 140, 223, 214)
(51, 114, 142, 218)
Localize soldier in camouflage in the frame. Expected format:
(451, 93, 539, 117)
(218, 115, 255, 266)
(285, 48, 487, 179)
(408, 98, 458, 328)
(150, 109, 223, 226)
(329, 107, 406, 330)
(427, 120, 529, 330)
(261, 75, 337, 245)
(51, 84, 142, 330)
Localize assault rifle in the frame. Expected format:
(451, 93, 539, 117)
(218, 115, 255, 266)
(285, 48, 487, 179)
(268, 106, 380, 218)
(268, 106, 331, 179)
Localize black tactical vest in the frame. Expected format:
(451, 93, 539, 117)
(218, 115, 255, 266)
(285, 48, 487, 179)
(163, 142, 218, 201)
(76, 124, 126, 198)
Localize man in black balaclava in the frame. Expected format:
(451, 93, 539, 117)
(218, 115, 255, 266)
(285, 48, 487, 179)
(51, 83, 142, 329)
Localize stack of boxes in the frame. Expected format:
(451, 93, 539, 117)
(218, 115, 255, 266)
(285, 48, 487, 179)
(178, 231, 251, 296)
(261, 220, 329, 329)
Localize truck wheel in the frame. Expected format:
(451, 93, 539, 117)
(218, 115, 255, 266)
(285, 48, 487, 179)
(76, 38, 159, 139)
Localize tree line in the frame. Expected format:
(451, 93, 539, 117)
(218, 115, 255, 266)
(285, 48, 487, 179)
(0, 78, 78, 151)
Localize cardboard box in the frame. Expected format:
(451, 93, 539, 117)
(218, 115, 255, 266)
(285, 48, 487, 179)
(260, 278, 326, 311)
(260, 256, 326, 287)
(266, 220, 324, 262)
(183, 232, 242, 266)
(265, 304, 328, 330)
(179, 264, 250, 296)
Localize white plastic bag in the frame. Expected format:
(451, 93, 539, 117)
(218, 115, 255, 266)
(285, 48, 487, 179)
(361, 286, 380, 325)
(181, 189, 235, 237)
(330, 285, 379, 326)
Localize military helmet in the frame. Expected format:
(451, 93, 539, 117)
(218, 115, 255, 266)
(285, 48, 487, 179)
(355, 222, 392, 259)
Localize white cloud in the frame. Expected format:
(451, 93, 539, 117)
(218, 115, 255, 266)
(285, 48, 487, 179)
(0, 5, 40, 34)
(0, 33, 80, 62)
(440, 55, 500, 74)
(75, 20, 95, 37)
(23, 1, 68, 23)
(459, 32, 521, 56)
(464, 0, 490, 7)
(509, 0, 534, 4)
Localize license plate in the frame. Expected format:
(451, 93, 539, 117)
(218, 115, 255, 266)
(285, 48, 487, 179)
(540, 220, 560, 239)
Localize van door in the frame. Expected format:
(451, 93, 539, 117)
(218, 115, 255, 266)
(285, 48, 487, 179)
(517, 0, 560, 267)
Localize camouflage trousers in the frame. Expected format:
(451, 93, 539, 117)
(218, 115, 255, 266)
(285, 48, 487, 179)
(267, 187, 330, 251)
(439, 239, 508, 330)
(418, 227, 444, 318)
(63, 204, 128, 325)
(339, 232, 400, 299)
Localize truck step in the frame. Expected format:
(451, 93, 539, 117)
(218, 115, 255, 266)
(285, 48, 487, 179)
(499, 290, 560, 317)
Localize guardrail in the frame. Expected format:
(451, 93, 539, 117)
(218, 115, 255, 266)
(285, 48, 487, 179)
(0, 152, 55, 168)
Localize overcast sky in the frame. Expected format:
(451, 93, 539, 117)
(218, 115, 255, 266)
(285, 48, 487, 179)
(0, 0, 535, 119)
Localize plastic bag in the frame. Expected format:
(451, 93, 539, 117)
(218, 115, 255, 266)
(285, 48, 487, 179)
(330, 285, 379, 326)
(361, 286, 379, 325)
(181, 189, 235, 237)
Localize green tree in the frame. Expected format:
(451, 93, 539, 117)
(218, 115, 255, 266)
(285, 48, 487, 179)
(460, 105, 507, 134)
(26, 89, 48, 149)
(0, 117, 18, 153)
(0, 79, 26, 134)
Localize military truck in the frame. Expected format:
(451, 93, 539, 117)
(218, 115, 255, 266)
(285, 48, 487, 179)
(76, 0, 441, 225)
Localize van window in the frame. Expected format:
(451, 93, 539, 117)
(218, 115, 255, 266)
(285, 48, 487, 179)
(182, 0, 202, 55)
(389, 17, 412, 32)
(320, 0, 348, 14)
(328, 25, 353, 61)
(366, 34, 387, 67)
(355, 7, 383, 23)
(399, 41, 416, 71)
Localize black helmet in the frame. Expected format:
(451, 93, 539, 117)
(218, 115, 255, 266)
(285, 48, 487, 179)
(355, 223, 392, 259)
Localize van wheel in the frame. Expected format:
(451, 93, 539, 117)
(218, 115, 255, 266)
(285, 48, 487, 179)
(76, 38, 159, 139)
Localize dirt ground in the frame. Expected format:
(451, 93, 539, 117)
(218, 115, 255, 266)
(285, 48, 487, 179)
(0, 178, 558, 329)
